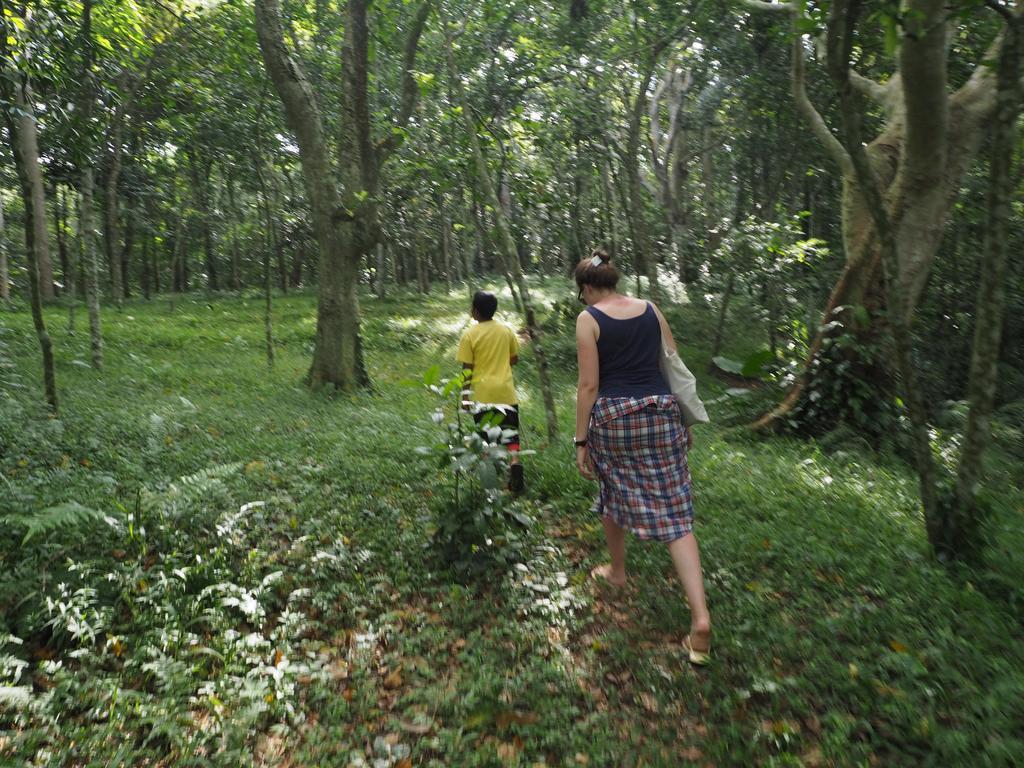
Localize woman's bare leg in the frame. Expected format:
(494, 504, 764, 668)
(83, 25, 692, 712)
(593, 516, 627, 586)
(667, 533, 711, 650)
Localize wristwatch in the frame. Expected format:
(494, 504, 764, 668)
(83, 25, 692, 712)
(574, 438, 587, 447)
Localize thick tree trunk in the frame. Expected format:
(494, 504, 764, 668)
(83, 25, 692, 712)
(4, 78, 58, 409)
(256, 0, 367, 389)
(448, 32, 559, 441)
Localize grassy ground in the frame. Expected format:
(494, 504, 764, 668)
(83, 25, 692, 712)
(1, 283, 1023, 767)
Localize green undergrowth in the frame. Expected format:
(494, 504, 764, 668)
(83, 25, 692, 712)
(1, 283, 1022, 767)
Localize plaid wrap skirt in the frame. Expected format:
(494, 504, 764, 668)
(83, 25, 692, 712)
(588, 395, 694, 542)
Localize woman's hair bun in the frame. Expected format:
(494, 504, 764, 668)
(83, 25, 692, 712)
(590, 247, 611, 265)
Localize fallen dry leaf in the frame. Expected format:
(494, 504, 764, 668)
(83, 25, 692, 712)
(496, 710, 540, 729)
(639, 692, 659, 713)
(383, 667, 403, 690)
(398, 717, 434, 735)
(497, 740, 520, 762)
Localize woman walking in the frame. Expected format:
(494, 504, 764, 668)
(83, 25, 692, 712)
(573, 249, 712, 665)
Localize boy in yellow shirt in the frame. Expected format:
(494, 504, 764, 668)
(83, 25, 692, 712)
(457, 291, 524, 493)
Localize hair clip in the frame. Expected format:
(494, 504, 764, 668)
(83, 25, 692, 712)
(589, 255, 603, 267)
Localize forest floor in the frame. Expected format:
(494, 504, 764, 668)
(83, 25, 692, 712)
(2, 284, 1023, 767)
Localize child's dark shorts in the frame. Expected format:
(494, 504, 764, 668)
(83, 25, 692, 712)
(473, 405, 520, 450)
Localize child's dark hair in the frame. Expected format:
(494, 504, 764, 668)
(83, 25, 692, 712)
(574, 247, 620, 290)
(472, 290, 498, 320)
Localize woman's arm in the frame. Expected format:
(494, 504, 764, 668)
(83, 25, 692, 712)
(651, 302, 694, 449)
(575, 312, 600, 477)
(651, 302, 677, 352)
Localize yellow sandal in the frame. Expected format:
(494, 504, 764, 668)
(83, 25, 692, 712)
(683, 634, 711, 666)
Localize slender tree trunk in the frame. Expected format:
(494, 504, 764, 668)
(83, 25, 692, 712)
(263, 204, 276, 369)
(58, 184, 76, 329)
(623, 55, 665, 300)
(226, 172, 243, 290)
(80, 166, 104, 369)
(140, 228, 150, 300)
(712, 273, 735, 358)
(172, 206, 187, 293)
(448, 30, 558, 441)
(190, 153, 218, 292)
(120, 199, 135, 298)
(953, 12, 1023, 557)
(105, 119, 125, 305)
(0, 191, 9, 305)
(375, 242, 386, 299)
(53, 181, 70, 296)
(3, 77, 58, 408)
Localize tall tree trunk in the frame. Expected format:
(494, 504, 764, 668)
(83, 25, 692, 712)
(623, 52, 665, 300)
(75, 0, 103, 355)
(3, 76, 58, 409)
(256, 0, 430, 389)
(819, 0, 944, 551)
(190, 153, 218, 292)
(952, 10, 1023, 557)
(711, 273, 735, 358)
(448, 30, 558, 441)
(81, 167, 103, 368)
(172, 205, 186, 293)
(140, 227, 150, 300)
(105, 114, 125, 305)
(0, 190, 9, 305)
(120, 198, 135, 298)
(255, 0, 366, 390)
(226, 171, 243, 290)
(375, 242, 386, 299)
(261, 194, 276, 369)
(53, 180, 70, 296)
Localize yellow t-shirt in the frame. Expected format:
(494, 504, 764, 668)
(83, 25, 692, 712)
(456, 320, 520, 405)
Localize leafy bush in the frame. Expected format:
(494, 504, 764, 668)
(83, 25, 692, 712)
(413, 366, 532, 578)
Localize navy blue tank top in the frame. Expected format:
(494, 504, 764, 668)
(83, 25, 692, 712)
(585, 303, 670, 398)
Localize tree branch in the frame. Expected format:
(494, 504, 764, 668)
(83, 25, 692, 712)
(790, 20, 854, 177)
(376, 0, 434, 164)
(850, 70, 893, 105)
(740, 0, 793, 12)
